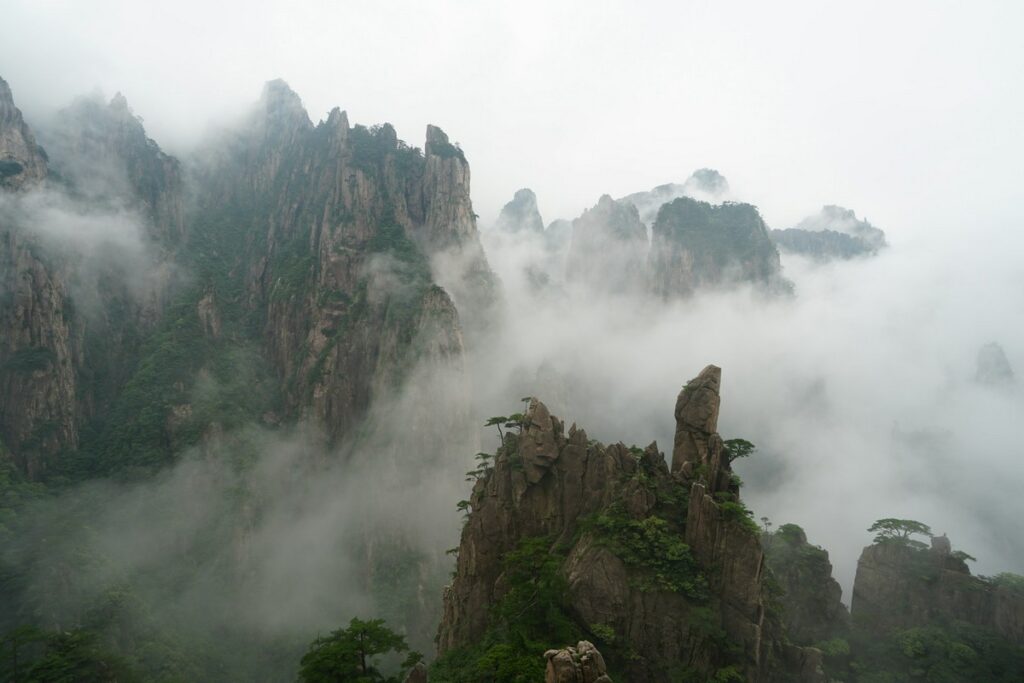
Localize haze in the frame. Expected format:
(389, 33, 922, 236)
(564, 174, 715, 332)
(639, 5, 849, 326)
(2, 1, 1023, 670)
(3, 0, 1022, 229)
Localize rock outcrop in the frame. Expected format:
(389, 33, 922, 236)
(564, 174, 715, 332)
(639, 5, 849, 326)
(763, 524, 849, 645)
(976, 341, 1014, 385)
(41, 91, 186, 246)
(545, 641, 612, 683)
(851, 538, 1024, 646)
(0, 78, 192, 477)
(437, 365, 823, 682)
(495, 187, 544, 233)
(771, 205, 886, 261)
(0, 77, 80, 476)
(619, 169, 730, 227)
(187, 79, 489, 444)
(565, 194, 648, 294)
(648, 197, 791, 298)
(0, 76, 48, 190)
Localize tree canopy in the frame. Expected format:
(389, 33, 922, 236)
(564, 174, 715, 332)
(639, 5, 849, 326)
(298, 618, 421, 683)
(868, 518, 932, 549)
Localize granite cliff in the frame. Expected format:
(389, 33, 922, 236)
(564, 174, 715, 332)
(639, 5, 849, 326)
(771, 205, 886, 261)
(648, 198, 791, 298)
(436, 365, 823, 682)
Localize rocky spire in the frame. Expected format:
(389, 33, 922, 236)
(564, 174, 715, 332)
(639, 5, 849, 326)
(565, 194, 648, 294)
(495, 188, 544, 233)
(0, 76, 48, 190)
(976, 341, 1014, 385)
(258, 78, 313, 134)
(671, 364, 723, 476)
(438, 366, 825, 681)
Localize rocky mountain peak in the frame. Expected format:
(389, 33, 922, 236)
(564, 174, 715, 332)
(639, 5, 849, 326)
(648, 197, 791, 298)
(437, 365, 825, 681)
(565, 193, 648, 293)
(258, 78, 312, 133)
(976, 341, 1014, 385)
(495, 187, 544, 233)
(109, 91, 129, 111)
(0, 75, 48, 190)
(772, 205, 887, 261)
(671, 364, 722, 474)
(683, 168, 730, 198)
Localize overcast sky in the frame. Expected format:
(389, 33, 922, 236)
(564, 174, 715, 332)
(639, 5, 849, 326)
(3, 0, 1023, 231)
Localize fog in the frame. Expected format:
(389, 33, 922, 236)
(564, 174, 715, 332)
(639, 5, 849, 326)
(3, 1, 1023, 227)
(2, 1, 1024, 675)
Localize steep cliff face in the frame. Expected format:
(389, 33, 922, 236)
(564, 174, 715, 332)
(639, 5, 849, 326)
(648, 198, 791, 298)
(495, 188, 544, 233)
(0, 77, 47, 190)
(0, 79, 81, 477)
(851, 538, 1024, 646)
(763, 524, 849, 646)
(0, 78, 193, 477)
(188, 79, 485, 444)
(437, 365, 822, 682)
(771, 205, 886, 261)
(619, 169, 730, 227)
(41, 92, 186, 246)
(565, 195, 648, 294)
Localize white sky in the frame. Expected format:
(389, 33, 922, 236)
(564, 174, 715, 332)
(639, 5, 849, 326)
(2, 0, 1023, 231)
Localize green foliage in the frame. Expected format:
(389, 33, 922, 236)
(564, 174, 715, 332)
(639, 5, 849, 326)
(428, 137, 465, 161)
(716, 497, 761, 536)
(816, 637, 851, 657)
(951, 550, 976, 563)
(0, 626, 140, 682)
(298, 617, 420, 683)
(585, 504, 708, 599)
(868, 518, 932, 549)
(1, 347, 56, 374)
(0, 160, 24, 178)
(430, 537, 580, 683)
(722, 438, 755, 463)
(848, 621, 1024, 682)
(653, 198, 772, 269)
(988, 572, 1024, 596)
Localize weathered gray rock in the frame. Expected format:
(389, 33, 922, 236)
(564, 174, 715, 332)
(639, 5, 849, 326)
(671, 364, 722, 475)
(438, 366, 823, 682)
(851, 539, 1024, 646)
(544, 641, 612, 683)
(495, 188, 544, 233)
(566, 194, 648, 294)
(648, 197, 791, 298)
(403, 661, 428, 683)
(763, 524, 849, 645)
(0, 76, 47, 190)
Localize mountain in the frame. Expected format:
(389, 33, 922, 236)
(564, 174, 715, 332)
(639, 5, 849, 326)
(771, 205, 887, 261)
(565, 194, 648, 294)
(436, 366, 824, 682)
(648, 197, 791, 298)
(494, 187, 544, 233)
(763, 524, 849, 646)
(0, 76, 496, 477)
(619, 168, 730, 227)
(0, 77, 47, 190)
(851, 535, 1024, 644)
(976, 341, 1014, 386)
